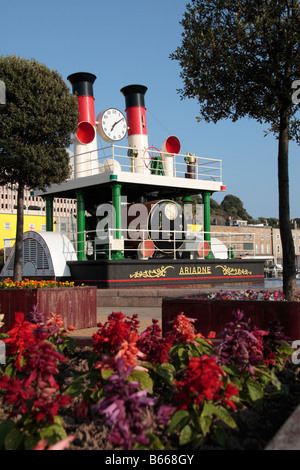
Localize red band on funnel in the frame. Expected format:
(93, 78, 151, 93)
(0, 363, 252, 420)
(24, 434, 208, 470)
(77, 96, 96, 126)
(75, 95, 96, 144)
(126, 107, 147, 136)
(165, 136, 181, 154)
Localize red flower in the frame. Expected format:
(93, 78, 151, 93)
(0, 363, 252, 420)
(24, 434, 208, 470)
(137, 319, 173, 364)
(92, 312, 139, 356)
(32, 388, 71, 423)
(115, 331, 144, 367)
(0, 375, 35, 416)
(4, 312, 38, 370)
(23, 340, 67, 389)
(171, 313, 198, 343)
(223, 383, 240, 409)
(264, 351, 277, 367)
(167, 313, 215, 345)
(175, 355, 225, 409)
(175, 355, 240, 411)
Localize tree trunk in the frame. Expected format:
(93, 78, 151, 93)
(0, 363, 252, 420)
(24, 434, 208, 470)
(278, 107, 296, 300)
(13, 183, 24, 282)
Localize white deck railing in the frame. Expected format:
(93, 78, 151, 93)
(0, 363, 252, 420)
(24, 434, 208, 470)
(74, 228, 256, 261)
(70, 144, 223, 182)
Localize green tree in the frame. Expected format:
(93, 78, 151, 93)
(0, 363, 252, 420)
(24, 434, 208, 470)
(220, 194, 254, 222)
(0, 56, 78, 281)
(171, 0, 300, 299)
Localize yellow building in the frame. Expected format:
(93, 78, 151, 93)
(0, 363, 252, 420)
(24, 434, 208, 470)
(0, 213, 56, 251)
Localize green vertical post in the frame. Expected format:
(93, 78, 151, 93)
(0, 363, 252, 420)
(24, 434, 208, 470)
(77, 190, 86, 261)
(112, 181, 122, 240)
(202, 191, 214, 259)
(111, 176, 124, 259)
(45, 196, 54, 231)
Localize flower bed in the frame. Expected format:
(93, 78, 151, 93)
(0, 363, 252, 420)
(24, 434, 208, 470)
(0, 308, 297, 450)
(162, 289, 300, 341)
(0, 279, 97, 332)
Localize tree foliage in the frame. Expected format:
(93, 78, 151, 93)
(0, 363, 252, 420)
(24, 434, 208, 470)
(171, 0, 299, 139)
(171, 0, 299, 299)
(0, 55, 78, 189)
(220, 194, 254, 222)
(0, 55, 78, 280)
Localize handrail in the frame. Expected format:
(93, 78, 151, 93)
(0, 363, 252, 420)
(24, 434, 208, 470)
(72, 228, 256, 261)
(69, 144, 223, 182)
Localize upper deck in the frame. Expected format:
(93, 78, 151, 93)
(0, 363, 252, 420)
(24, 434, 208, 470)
(35, 144, 225, 203)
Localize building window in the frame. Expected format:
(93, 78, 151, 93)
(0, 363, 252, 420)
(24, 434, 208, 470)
(277, 245, 281, 254)
(4, 222, 11, 230)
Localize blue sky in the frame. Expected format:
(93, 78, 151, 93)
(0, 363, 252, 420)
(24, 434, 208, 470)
(1, 0, 299, 219)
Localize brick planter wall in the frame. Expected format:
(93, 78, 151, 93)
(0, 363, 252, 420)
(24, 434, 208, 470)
(162, 296, 300, 341)
(0, 286, 97, 333)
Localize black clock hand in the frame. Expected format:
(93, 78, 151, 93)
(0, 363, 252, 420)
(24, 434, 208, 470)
(111, 118, 124, 131)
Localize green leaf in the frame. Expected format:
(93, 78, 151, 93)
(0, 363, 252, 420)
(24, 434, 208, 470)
(39, 424, 67, 447)
(168, 410, 190, 433)
(101, 369, 114, 380)
(213, 405, 237, 429)
(179, 424, 193, 446)
(64, 375, 87, 397)
(24, 434, 40, 451)
(200, 415, 212, 436)
(88, 351, 100, 370)
(4, 361, 17, 378)
(247, 377, 264, 402)
(214, 425, 227, 447)
(146, 433, 166, 450)
(157, 363, 176, 385)
(60, 336, 77, 354)
(128, 370, 153, 394)
(178, 347, 188, 361)
(201, 401, 216, 417)
(0, 419, 16, 448)
(5, 426, 24, 450)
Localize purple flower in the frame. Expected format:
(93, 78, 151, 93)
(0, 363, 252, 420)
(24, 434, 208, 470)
(216, 310, 267, 374)
(155, 405, 176, 426)
(93, 357, 158, 450)
(26, 305, 46, 325)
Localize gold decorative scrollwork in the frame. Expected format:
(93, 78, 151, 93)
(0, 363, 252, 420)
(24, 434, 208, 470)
(129, 265, 175, 279)
(216, 265, 253, 276)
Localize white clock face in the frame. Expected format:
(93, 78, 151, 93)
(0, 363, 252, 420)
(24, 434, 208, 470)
(164, 202, 178, 220)
(96, 108, 127, 143)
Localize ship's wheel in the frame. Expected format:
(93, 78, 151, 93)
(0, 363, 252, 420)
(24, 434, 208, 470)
(143, 146, 164, 175)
